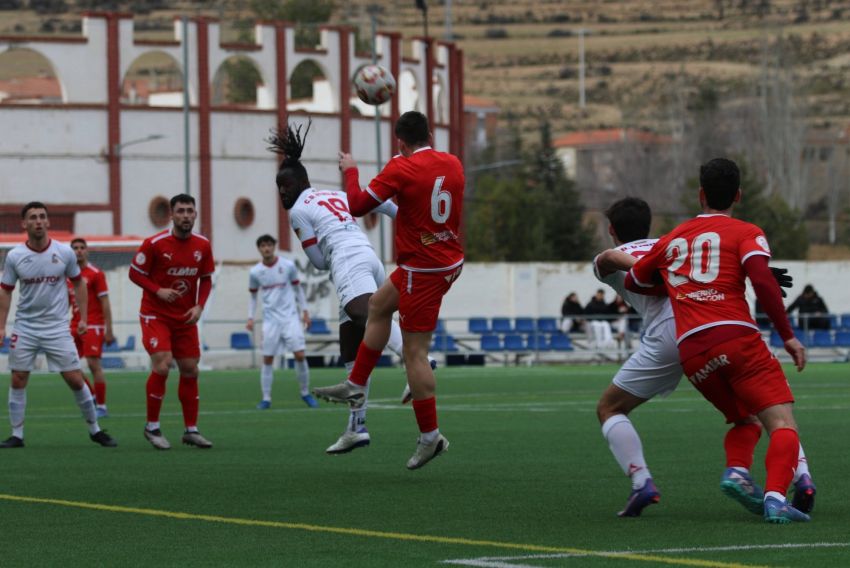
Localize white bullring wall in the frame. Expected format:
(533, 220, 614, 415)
(5, 260, 847, 354)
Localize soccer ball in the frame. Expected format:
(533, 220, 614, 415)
(353, 64, 396, 106)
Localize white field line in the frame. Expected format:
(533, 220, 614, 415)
(442, 542, 850, 567)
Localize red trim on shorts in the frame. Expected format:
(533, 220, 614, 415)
(0, 283, 14, 291)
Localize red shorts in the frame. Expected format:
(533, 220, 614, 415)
(72, 326, 105, 358)
(390, 265, 462, 332)
(681, 332, 794, 423)
(140, 315, 200, 359)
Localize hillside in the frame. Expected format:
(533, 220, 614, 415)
(2, 0, 849, 141)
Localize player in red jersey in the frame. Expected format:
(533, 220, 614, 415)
(625, 158, 811, 523)
(68, 238, 115, 418)
(313, 111, 465, 469)
(129, 194, 216, 450)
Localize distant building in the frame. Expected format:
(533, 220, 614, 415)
(464, 95, 499, 151)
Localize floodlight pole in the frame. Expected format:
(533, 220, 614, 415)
(182, 15, 191, 197)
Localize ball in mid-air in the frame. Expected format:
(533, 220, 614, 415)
(353, 64, 396, 105)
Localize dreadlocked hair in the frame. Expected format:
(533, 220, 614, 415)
(267, 120, 312, 184)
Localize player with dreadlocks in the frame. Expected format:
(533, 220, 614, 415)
(267, 121, 410, 454)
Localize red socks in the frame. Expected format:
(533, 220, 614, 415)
(412, 397, 438, 433)
(348, 343, 383, 387)
(724, 422, 762, 469)
(146, 372, 168, 423)
(94, 382, 106, 406)
(765, 428, 799, 496)
(178, 376, 199, 429)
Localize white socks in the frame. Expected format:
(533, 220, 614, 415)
(601, 414, 651, 490)
(794, 444, 810, 482)
(420, 429, 439, 444)
(73, 385, 101, 435)
(294, 359, 310, 397)
(260, 363, 274, 402)
(387, 320, 404, 356)
(9, 387, 26, 439)
(346, 361, 370, 432)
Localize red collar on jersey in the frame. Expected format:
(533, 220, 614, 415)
(25, 238, 52, 253)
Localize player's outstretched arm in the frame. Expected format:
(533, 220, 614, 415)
(594, 249, 637, 278)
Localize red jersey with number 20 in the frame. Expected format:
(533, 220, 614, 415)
(366, 147, 464, 271)
(629, 214, 771, 344)
(130, 230, 215, 320)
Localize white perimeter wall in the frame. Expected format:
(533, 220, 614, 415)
(5, 260, 848, 351)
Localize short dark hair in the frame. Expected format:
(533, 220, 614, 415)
(394, 111, 430, 146)
(21, 201, 48, 219)
(699, 158, 740, 210)
(71, 238, 87, 247)
(605, 197, 651, 243)
(256, 234, 277, 248)
(170, 194, 196, 209)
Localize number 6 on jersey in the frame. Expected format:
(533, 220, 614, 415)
(430, 176, 451, 224)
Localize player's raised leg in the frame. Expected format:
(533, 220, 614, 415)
(312, 281, 398, 406)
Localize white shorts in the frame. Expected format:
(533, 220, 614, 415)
(612, 318, 682, 400)
(261, 318, 306, 356)
(329, 249, 385, 325)
(7, 329, 81, 373)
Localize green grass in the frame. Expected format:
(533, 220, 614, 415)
(2, 363, 848, 567)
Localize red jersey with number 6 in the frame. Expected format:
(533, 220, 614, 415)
(130, 230, 215, 320)
(366, 147, 465, 271)
(629, 214, 771, 344)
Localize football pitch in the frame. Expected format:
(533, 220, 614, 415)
(2, 363, 848, 567)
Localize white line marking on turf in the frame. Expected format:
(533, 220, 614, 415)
(442, 542, 850, 567)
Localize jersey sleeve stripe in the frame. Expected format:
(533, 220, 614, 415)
(97, 291, 109, 297)
(0, 283, 14, 291)
(301, 237, 318, 248)
(740, 250, 770, 264)
(365, 186, 385, 204)
(249, 288, 258, 293)
(291, 280, 300, 285)
(628, 268, 655, 288)
(130, 264, 149, 276)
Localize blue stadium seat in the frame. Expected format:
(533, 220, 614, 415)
(431, 333, 458, 352)
(492, 318, 513, 333)
(550, 333, 573, 351)
(101, 356, 125, 369)
(230, 332, 253, 350)
(103, 339, 120, 352)
(841, 313, 850, 330)
(515, 318, 535, 333)
(0, 336, 9, 354)
(829, 314, 840, 330)
(769, 331, 784, 348)
(480, 335, 502, 351)
(811, 330, 833, 348)
(536, 318, 559, 333)
(433, 319, 446, 333)
(503, 334, 525, 350)
(468, 317, 490, 334)
(835, 331, 850, 347)
(121, 335, 136, 351)
(526, 334, 550, 351)
(308, 318, 331, 334)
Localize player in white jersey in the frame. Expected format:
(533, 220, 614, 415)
(593, 197, 813, 517)
(247, 234, 317, 409)
(0, 202, 116, 448)
(268, 122, 410, 454)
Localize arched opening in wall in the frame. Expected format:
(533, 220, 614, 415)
(122, 51, 184, 107)
(0, 47, 64, 104)
(287, 59, 331, 113)
(148, 195, 170, 228)
(433, 74, 448, 124)
(399, 69, 420, 114)
(350, 64, 394, 118)
(212, 55, 265, 108)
